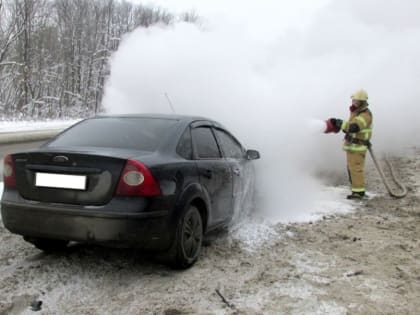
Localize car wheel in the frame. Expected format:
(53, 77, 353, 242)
(24, 237, 69, 252)
(167, 205, 203, 269)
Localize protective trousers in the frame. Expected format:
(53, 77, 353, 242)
(346, 151, 367, 193)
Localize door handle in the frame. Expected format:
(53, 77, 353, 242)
(201, 169, 212, 179)
(233, 168, 241, 176)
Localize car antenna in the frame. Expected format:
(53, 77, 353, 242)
(164, 92, 176, 114)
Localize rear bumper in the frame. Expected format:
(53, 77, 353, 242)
(1, 199, 171, 250)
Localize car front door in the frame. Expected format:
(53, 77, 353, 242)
(191, 124, 233, 226)
(213, 128, 252, 220)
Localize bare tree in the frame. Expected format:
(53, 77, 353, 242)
(0, 0, 196, 120)
(0, 0, 26, 64)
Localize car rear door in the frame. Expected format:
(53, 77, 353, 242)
(191, 123, 233, 225)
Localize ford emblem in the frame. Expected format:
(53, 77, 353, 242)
(52, 155, 69, 163)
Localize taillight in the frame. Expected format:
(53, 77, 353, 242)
(3, 154, 16, 187)
(115, 160, 161, 196)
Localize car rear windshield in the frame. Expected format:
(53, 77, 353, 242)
(47, 117, 178, 151)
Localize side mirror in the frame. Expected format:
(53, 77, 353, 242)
(246, 149, 260, 160)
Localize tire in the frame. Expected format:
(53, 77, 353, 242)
(167, 205, 203, 269)
(24, 237, 69, 252)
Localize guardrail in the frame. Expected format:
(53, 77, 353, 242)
(0, 129, 62, 145)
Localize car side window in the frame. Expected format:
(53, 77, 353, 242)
(214, 129, 244, 159)
(176, 127, 193, 160)
(191, 126, 221, 159)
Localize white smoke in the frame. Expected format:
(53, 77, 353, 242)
(104, 0, 420, 221)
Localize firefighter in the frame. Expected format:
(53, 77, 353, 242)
(329, 89, 373, 199)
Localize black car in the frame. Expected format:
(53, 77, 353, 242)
(1, 114, 260, 268)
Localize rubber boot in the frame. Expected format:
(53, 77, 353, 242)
(346, 192, 365, 200)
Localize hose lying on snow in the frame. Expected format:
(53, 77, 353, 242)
(368, 146, 408, 198)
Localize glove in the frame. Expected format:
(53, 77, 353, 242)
(329, 118, 343, 131)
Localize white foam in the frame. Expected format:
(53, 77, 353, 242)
(231, 185, 356, 251)
(309, 186, 356, 219)
(230, 219, 279, 251)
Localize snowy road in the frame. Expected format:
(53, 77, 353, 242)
(0, 120, 76, 177)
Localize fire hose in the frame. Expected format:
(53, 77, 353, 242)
(368, 146, 407, 198)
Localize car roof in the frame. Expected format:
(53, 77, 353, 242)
(95, 113, 211, 123)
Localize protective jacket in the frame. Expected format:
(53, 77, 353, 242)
(341, 105, 373, 151)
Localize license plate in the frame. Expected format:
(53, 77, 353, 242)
(35, 173, 87, 190)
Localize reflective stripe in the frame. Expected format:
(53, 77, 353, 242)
(359, 128, 372, 133)
(351, 187, 366, 192)
(341, 121, 348, 131)
(355, 116, 367, 128)
(343, 144, 368, 151)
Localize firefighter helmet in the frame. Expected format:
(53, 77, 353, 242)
(351, 89, 368, 101)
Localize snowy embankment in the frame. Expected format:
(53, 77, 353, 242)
(0, 120, 79, 133)
(0, 120, 80, 144)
